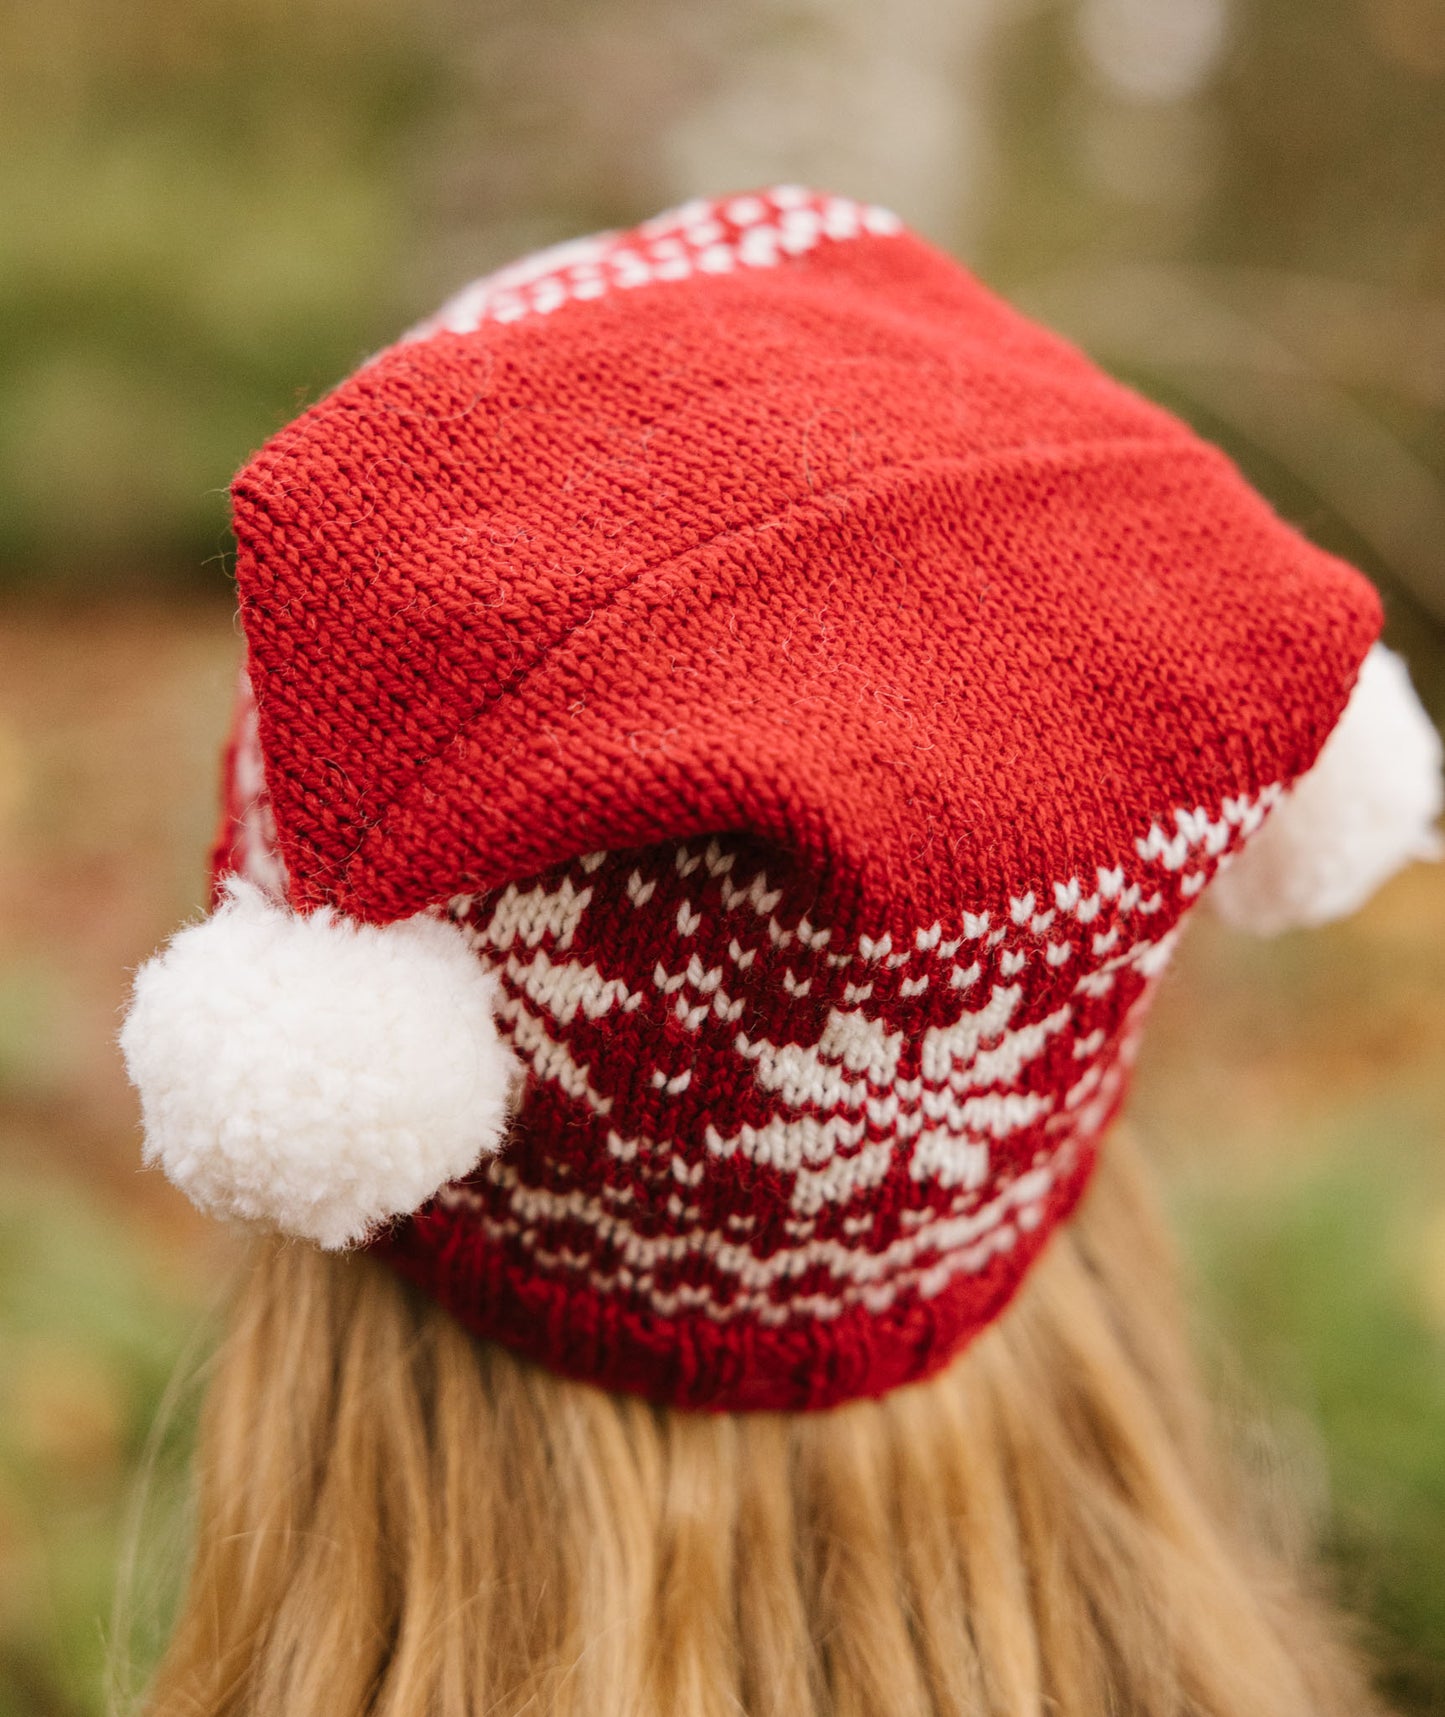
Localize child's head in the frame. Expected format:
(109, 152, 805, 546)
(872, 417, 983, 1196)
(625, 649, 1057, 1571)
(142, 1133, 1387, 1717)
(122, 188, 1440, 1715)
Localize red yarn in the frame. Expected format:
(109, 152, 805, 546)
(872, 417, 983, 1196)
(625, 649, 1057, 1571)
(217, 188, 1380, 1410)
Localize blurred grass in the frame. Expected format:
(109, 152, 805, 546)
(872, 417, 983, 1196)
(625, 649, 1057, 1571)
(1177, 1139, 1445, 1712)
(1134, 867, 1445, 1710)
(0, 1177, 208, 1717)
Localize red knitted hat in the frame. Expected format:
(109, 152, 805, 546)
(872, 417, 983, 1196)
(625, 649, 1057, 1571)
(122, 187, 1442, 1410)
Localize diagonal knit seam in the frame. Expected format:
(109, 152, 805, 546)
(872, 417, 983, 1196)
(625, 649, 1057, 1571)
(312, 433, 1228, 903)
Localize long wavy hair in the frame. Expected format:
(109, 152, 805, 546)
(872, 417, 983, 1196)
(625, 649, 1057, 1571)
(134, 1129, 1385, 1717)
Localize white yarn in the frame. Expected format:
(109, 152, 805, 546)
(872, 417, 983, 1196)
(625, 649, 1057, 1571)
(1211, 644, 1443, 935)
(119, 879, 521, 1248)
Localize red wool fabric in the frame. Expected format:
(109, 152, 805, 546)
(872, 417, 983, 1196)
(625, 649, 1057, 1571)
(217, 188, 1381, 1410)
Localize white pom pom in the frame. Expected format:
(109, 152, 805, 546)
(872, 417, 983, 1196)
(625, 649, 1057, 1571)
(1211, 644, 1443, 935)
(119, 879, 521, 1248)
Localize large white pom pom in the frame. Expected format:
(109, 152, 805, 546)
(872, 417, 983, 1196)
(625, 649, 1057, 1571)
(1212, 644, 1443, 935)
(120, 879, 521, 1248)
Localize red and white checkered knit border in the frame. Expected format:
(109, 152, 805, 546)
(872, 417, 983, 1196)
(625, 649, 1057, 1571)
(401, 187, 903, 344)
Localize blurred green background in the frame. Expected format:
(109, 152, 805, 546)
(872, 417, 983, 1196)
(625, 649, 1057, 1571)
(1, 0, 1443, 1711)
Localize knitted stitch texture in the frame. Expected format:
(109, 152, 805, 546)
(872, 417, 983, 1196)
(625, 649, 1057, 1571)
(218, 187, 1381, 1409)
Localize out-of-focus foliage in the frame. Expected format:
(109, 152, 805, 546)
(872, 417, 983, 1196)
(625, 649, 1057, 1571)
(1, 0, 1443, 1711)
(1136, 863, 1445, 1711)
(985, 0, 1445, 716)
(0, 1176, 204, 1717)
(1180, 1139, 1445, 1714)
(0, 0, 441, 584)
(3, 0, 1443, 685)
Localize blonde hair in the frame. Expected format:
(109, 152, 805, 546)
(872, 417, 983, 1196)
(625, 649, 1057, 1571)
(137, 1131, 1385, 1717)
